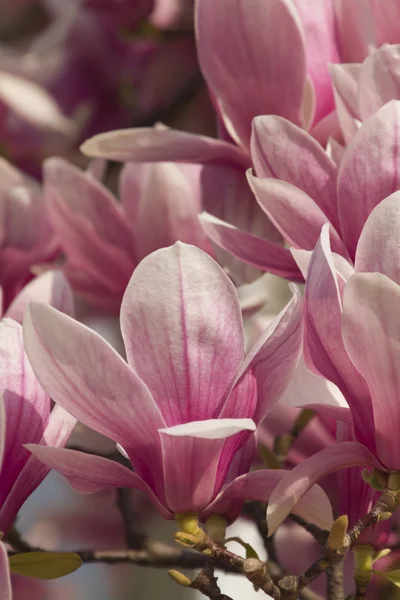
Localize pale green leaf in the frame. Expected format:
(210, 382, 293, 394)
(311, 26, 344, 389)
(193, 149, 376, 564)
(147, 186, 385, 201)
(9, 552, 82, 580)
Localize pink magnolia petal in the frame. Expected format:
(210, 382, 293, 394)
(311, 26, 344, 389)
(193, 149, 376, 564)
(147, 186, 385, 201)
(121, 243, 244, 425)
(196, 0, 306, 149)
(330, 63, 362, 144)
(53, 201, 135, 298)
(208, 470, 333, 532)
(370, 0, 400, 46)
(338, 100, 400, 259)
(327, 137, 346, 167)
(267, 441, 382, 535)
(248, 174, 347, 256)
(45, 157, 133, 253)
(303, 225, 374, 448)
(85, 157, 107, 181)
(251, 116, 339, 228)
(132, 162, 211, 261)
(26, 445, 171, 519)
(81, 128, 249, 167)
(358, 44, 400, 120)
(334, 0, 376, 63)
(342, 273, 400, 469)
(0, 405, 76, 533)
(200, 213, 302, 281)
(235, 285, 302, 424)
(0, 71, 73, 134)
(160, 420, 255, 514)
(23, 302, 165, 483)
(0, 543, 11, 600)
(201, 163, 281, 284)
(281, 354, 349, 410)
(5, 270, 74, 323)
(355, 191, 400, 284)
(292, 0, 339, 123)
(0, 319, 49, 501)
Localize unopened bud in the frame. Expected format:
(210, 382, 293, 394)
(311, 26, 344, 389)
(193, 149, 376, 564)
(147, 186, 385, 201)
(169, 570, 192, 587)
(327, 515, 348, 551)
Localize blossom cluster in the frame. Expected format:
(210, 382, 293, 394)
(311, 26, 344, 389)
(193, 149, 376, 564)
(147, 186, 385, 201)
(2, 1, 400, 599)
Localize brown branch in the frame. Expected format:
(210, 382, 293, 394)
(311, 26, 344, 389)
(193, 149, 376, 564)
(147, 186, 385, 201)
(326, 561, 345, 600)
(289, 514, 329, 545)
(116, 488, 146, 549)
(190, 564, 234, 600)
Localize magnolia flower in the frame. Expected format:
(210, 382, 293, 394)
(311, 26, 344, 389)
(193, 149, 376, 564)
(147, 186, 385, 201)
(24, 243, 330, 528)
(45, 157, 212, 312)
(0, 272, 76, 536)
(0, 159, 57, 308)
(201, 98, 400, 280)
(328, 44, 400, 146)
(266, 192, 400, 532)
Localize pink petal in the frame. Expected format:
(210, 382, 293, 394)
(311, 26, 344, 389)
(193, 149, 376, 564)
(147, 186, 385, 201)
(327, 137, 346, 167)
(251, 116, 339, 228)
(267, 441, 382, 535)
(330, 63, 362, 144)
(81, 128, 249, 167)
(337, 100, 400, 259)
(159, 419, 255, 514)
(200, 213, 302, 281)
(342, 273, 400, 469)
(121, 243, 244, 425)
(303, 226, 375, 448)
(0, 71, 73, 134)
(355, 191, 400, 284)
(5, 270, 74, 323)
(281, 354, 349, 410)
(334, 0, 376, 63)
(26, 445, 171, 519)
(248, 174, 347, 255)
(358, 44, 400, 120)
(370, 0, 400, 46)
(235, 285, 302, 424)
(0, 543, 11, 600)
(0, 319, 49, 501)
(23, 302, 165, 482)
(0, 405, 76, 533)
(291, 0, 339, 123)
(208, 469, 333, 532)
(45, 157, 134, 255)
(196, 0, 307, 148)
(201, 163, 281, 284)
(130, 162, 211, 261)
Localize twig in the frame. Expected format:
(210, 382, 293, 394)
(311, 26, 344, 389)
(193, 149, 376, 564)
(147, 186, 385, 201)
(289, 515, 329, 545)
(116, 488, 146, 549)
(177, 528, 281, 598)
(191, 564, 234, 600)
(273, 410, 315, 464)
(326, 561, 345, 600)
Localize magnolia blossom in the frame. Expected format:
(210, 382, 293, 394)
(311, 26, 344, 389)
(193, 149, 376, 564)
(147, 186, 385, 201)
(266, 192, 400, 532)
(0, 272, 76, 536)
(45, 157, 211, 312)
(330, 44, 400, 145)
(24, 243, 330, 528)
(201, 98, 400, 280)
(0, 159, 57, 307)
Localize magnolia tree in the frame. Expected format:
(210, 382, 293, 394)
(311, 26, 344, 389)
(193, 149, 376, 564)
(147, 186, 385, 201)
(2, 1, 400, 599)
